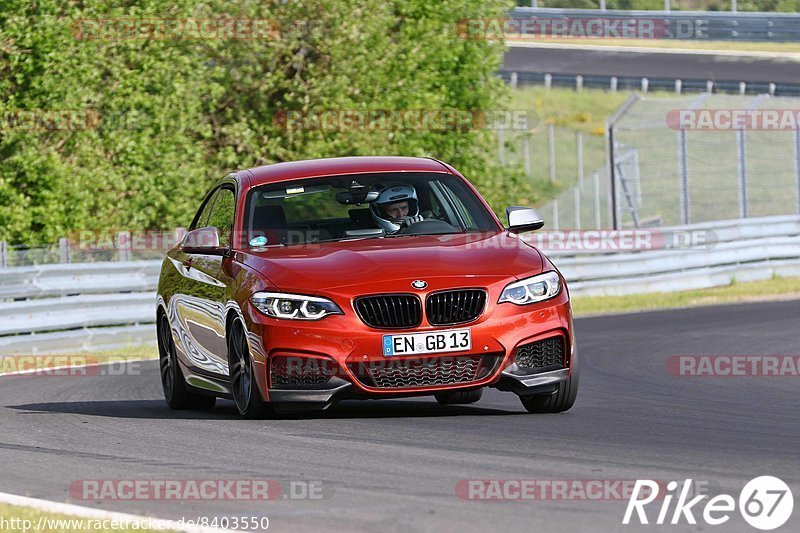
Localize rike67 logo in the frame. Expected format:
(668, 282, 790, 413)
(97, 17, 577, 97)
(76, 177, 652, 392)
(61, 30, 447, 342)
(624, 477, 794, 530)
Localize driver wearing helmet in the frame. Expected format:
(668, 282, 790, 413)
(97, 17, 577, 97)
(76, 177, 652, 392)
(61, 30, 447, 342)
(369, 183, 424, 234)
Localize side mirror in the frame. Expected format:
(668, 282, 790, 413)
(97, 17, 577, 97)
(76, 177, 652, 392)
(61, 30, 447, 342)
(181, 227, 229, 256)
(506, 206, 544, 233)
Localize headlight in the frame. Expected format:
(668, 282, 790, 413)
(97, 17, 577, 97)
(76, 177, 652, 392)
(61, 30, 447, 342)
(251, 292, 343, 320)
(498, 271, 561, 305)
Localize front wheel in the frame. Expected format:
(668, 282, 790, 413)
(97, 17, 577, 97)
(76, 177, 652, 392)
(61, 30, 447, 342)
(157, 313, 216, 411)
(519, 359, 579, 414)
(229, 319, 273, 419)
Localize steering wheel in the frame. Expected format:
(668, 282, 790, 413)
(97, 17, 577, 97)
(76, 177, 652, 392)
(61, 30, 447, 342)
(399, 219, 459, 235)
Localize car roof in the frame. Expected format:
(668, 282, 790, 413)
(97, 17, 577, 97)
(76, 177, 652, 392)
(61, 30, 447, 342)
(239, 156, 455, 188)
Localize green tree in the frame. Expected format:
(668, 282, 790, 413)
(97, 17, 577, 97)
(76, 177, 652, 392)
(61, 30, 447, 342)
(1, 0, 536, 245)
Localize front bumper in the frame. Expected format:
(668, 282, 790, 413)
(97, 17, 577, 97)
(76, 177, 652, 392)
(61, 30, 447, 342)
(243, 282, 575, 409)
(493, 367, 570, 396)
(266, 365, 573, 412)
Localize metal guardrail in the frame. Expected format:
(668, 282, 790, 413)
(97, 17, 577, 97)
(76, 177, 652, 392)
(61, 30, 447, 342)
(0, 215, 797, 352)
(552, 215, 800, 295)
(0, 325, 156, 355)
(500, 71, 800, 98)
(509, 7, 800, 42)
(567, 258, 800, 296)
(0, 261, 161, 300)
(545, 214, 800, 256)
(0, 293, 155, 336)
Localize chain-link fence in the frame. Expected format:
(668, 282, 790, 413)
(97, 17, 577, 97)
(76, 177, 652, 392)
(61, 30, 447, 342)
(537, 93, 800, 229)
(498, 121, 610, 229)
(0, 230, 184, 268)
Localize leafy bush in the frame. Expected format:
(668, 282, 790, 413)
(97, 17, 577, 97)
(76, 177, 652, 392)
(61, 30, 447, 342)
(1, 0, 540, 244)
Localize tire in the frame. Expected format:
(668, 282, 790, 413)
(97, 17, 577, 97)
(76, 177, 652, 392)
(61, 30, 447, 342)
(157, 313, 216, 411)
(519, 356, 579, 414)
(229, 319, 273, 419)
(435, 388, 483, 405)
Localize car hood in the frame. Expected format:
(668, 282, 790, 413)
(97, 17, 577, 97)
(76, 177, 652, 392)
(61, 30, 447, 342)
(241, 232, 543, 293)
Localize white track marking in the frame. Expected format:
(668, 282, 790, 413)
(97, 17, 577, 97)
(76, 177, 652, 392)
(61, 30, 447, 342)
(0, 491, 241, 532)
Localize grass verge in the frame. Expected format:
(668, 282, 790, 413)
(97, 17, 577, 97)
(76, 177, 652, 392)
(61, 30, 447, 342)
(0, 503, 174, 532)
(572, 275, 800, 317)
(0, 345, 157, 375)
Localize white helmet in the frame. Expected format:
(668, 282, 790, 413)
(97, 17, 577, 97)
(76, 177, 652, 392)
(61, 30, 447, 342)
(369, 183, 420, 234)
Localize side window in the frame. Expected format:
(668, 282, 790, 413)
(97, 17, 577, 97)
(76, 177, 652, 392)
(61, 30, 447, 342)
(192, 189, 218, 231)
(440, 182, 478, 229)
(206, 187, 236, 247)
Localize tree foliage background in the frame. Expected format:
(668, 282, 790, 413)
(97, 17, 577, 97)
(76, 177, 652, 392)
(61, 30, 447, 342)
(0, 0, 538, 245)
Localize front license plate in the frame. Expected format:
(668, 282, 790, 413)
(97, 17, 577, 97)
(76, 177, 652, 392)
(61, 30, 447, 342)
(382, 329, 472, 357)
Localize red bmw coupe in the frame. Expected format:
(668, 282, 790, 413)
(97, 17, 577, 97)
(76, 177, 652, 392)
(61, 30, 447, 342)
(156, 156, 578, 417)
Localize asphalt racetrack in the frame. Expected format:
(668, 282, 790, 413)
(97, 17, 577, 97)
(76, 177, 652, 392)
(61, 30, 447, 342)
(0, 300, 798, 532)
(503, 44, 800, 84)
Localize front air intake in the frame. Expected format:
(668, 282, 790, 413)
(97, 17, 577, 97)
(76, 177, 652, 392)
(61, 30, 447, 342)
(354, 294, 422, 329)
(425, 289, 486, 326)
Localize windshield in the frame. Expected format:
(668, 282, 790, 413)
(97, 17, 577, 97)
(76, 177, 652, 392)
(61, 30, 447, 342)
(243, 172, 499, 247)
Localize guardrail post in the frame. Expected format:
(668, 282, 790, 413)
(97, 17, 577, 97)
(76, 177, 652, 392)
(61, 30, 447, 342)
(739, 82, 747, 95)
(59, 237, 71, 264)
(675, 79, 682, 94)
(769, 83, 776, 96)
(0, 241, 7, 269)
(706, 80, 714, 93)
(641, 78, 649, 93)
(794, 129, 800, 215)
(118, 231, 132, 262)
(544, 73, 552, 90)
(576, 75, 583, 92)
(510, 71, 518, 89)
(552, 200, 559, 231)
(593, 171, 602, 229)
(577, 131, 584, 187)
(610, 77, 618, 92)
(737, 130, 748, 218)
(678, 129, 690, 225)
(548, 124, 556, 182)
(608, 127, 618, 229)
